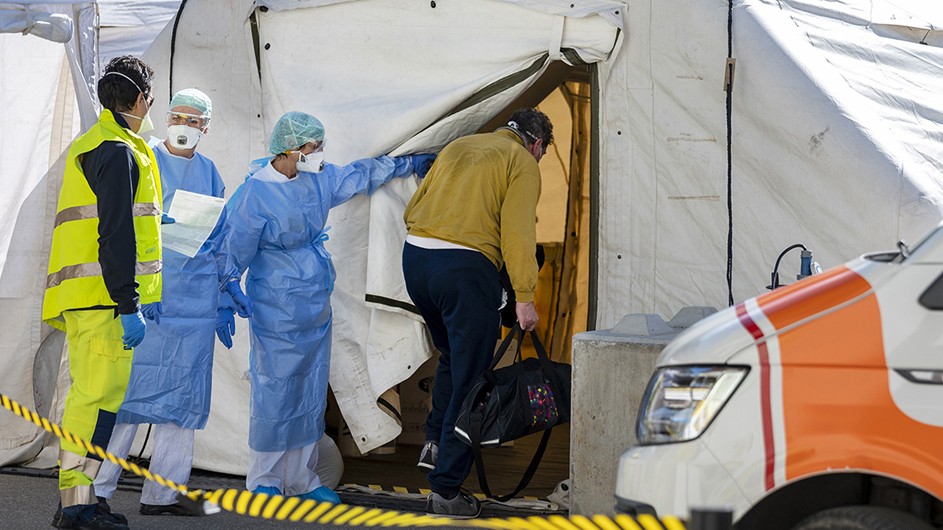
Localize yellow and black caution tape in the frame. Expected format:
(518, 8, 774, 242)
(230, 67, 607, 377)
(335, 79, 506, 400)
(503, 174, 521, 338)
(1, 392, 687, 529)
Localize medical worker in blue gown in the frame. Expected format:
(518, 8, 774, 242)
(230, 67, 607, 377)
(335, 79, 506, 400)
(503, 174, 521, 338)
(93, 89, 233, 517)
(216, 111, 435, 503)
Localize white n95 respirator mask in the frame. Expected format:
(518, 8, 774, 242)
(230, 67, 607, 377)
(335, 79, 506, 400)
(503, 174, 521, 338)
(296, 151, 325, 173)
(167, 125, 203, 149)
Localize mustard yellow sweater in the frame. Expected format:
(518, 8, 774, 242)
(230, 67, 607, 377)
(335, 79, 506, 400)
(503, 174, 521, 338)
(404, 129, 541, 302)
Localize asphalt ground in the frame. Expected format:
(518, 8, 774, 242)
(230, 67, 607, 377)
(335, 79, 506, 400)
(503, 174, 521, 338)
(0, 467, 560, 530)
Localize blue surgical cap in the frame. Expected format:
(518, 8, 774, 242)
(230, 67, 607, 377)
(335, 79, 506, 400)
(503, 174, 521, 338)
(170, 88, 212, 122)
(269, 111, 325, 154)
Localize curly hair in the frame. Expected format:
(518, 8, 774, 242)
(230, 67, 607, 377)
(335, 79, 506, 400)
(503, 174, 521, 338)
(98, 55, 155, 112)
(509, 107, 554, 147)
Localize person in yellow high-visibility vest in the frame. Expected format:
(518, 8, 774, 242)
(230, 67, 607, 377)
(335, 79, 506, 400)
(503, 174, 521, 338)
(42, 55, 164, 530)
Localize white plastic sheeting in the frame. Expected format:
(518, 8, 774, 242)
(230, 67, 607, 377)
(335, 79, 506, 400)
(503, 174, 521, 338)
(97, 0, 178, 64)
(137, 0, 620, 473)
(2, 0, 943, 480)
(594, 0, 943, 327)
(0, 0, 96, 467)
(0, 4, 73, 42)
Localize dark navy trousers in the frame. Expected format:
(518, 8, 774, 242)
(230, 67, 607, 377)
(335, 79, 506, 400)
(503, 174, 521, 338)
(402, 242, 501, 497)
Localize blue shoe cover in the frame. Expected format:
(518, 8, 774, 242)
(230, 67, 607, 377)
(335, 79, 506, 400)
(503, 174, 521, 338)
(296, 486, 341, 504)
(252, 486, 282, 496)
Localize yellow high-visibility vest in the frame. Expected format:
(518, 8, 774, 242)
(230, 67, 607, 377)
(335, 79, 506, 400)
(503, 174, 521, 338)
(43, 109, 163, 330)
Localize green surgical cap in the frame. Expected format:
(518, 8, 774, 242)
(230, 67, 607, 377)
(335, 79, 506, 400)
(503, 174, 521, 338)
(269, 111, 325, 154)
(170, 88, 212, 119)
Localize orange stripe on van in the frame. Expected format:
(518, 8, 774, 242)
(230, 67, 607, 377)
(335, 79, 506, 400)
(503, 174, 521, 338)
(758, 266, 870, 331)
(758, 268, 943, 499)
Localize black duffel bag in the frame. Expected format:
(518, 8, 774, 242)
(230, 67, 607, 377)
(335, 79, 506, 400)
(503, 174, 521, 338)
(454, 325, 571, 500)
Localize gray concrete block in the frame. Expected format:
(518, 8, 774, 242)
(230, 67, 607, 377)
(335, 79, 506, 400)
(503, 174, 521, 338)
(667, 306, 717, 329)
(569, 307, 715, 517)
(610, 313, 674, 337)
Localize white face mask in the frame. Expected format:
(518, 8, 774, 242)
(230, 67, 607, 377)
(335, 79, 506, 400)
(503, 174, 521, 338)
(296, 150, 325, 173)
(119, 108, 154, 136)
(166, 125, 203, 149)
(138, 112, 155, 136)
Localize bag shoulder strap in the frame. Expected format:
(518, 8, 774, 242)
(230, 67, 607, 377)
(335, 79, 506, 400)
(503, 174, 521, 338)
(469, 410, 552, 502)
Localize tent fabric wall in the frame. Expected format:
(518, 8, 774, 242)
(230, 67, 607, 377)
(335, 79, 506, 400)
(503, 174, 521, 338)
(595, 0, 943, 328)
(140, 0, 620, 471)
(4, 0, 943, 479)
(0, 1, 96, 467)
(97, 0, 179, 65)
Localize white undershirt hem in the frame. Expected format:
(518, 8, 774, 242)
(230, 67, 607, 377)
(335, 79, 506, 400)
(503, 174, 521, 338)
(405, 235, 479, 253)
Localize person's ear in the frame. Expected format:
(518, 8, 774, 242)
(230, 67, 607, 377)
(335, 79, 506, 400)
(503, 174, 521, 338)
(530, 138, 543, 160)
(133, 92, 146, 112)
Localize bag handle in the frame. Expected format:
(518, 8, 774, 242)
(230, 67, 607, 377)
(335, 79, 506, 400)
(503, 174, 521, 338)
(469, 409, 552, 502)
(525, 327, 557, 379)
(487, 324, 524, 372)
(467, 326, 557, 501)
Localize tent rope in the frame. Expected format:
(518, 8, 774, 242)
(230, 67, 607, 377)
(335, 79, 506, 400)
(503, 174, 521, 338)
(725, 0, 735, 307)
(168, 0, 189, 101)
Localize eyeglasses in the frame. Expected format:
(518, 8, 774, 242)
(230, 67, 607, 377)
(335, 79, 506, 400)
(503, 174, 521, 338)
(166, 112, 206, 128)
(303, 140, 325, 153)
(145, 94, 154, 108)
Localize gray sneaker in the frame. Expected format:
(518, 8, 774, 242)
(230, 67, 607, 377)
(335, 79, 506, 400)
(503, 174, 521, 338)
(417, 441, 437, 473)
(425, 490, 481, 519)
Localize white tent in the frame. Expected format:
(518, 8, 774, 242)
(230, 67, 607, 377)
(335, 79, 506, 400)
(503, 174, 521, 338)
(1, 0, 942, 479)
(0, 0, 98, 468)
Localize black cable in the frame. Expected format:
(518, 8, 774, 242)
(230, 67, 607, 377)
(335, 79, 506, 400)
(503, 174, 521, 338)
(725, 0, 735, 307)
(168, 0, 189, 102)
(768, 243, 807, 290)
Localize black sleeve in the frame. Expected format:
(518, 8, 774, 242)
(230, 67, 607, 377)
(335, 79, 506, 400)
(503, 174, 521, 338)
(81, 141, 141, 315)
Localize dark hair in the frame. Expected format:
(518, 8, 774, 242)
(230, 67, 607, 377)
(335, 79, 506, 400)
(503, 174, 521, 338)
(98, 55, 154, 112)
(509, 107, 553, 147)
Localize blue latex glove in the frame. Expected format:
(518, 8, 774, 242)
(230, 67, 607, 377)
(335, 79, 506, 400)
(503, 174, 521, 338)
(225, 280, 253, 318)
(119, 311, 147, 350)
(410, 154, 437, 179)
(216, 308, 235, 349)
(141, 301, 163, 324)
(161, 213, 176, 224)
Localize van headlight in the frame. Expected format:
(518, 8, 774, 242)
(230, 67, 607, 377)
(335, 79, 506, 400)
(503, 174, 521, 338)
(636, 365, 748, 445)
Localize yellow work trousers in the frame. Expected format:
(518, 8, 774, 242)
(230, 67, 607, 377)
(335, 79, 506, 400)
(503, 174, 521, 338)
(58, 309, 133, 508)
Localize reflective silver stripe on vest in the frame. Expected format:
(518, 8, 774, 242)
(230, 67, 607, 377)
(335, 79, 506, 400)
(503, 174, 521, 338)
(45, 259, 162, 289)
(58, 450, 101, 507)
(53, 202, 161, 228)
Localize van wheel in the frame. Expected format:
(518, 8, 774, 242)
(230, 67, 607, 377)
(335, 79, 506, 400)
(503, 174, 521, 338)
(791, 506, 934, 530)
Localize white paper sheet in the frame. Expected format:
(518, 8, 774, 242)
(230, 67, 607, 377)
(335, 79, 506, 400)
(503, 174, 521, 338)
(162, 189, 226, 258)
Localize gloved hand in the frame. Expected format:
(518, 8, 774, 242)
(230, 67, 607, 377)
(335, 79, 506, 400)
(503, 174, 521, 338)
(216, 308, 235, 349)
(141, 301, 163, 325)
(410, 154, 437, 179)
(161, 213, 176, 224)
(119, 311, 147, 350)
(225, 280, 254, 318)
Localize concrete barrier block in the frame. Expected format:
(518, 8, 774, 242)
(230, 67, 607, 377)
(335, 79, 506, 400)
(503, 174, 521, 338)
(569, 308, 715, 516)
(668, 306, 717, 329)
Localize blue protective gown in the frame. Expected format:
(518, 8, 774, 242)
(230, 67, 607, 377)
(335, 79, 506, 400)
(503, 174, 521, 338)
(116, 141, 226, 429)
(217, 156, 416, 452)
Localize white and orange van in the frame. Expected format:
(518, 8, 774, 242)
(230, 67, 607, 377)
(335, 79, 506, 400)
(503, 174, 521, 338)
(615, 227, 943, 530)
